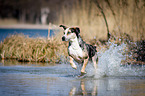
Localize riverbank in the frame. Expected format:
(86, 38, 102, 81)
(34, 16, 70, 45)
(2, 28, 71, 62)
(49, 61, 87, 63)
(0, 18, 144, 64)
(0, 33, 145, 65)
(0, 24, 59, 29)
(0, 18, 59, 29)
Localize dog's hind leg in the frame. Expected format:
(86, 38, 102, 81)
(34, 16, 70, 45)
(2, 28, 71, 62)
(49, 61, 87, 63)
(92, 55, 98, 69)
(69, 56, 77, 69)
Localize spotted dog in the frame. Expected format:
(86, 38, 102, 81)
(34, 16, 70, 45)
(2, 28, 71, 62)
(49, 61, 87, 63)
(60, 25, 98, 76)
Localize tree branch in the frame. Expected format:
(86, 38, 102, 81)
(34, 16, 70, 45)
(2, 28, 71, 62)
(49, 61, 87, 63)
(93, 0, 111, 40)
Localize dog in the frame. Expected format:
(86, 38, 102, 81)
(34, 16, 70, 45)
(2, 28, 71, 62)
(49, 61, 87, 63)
(60, 25, 98, 76)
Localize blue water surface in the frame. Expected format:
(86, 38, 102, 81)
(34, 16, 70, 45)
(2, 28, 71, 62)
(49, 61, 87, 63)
(0, 28, 56, 41)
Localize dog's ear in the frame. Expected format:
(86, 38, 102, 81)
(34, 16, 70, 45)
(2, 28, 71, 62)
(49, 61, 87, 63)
(75, 27, 80, 34)
(59, 25, 67, 30)
(71, 27, 80, 37)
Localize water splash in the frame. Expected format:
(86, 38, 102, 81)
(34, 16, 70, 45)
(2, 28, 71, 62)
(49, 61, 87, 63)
(86, 42, 145, 78)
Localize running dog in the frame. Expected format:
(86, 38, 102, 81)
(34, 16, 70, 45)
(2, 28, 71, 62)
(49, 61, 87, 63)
(60, 25, 98, 76)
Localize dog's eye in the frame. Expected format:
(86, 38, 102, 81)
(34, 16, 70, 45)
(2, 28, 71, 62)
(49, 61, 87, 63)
(67, 31, 71, 35)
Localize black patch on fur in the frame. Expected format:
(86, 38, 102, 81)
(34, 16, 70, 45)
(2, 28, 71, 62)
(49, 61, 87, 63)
(78, 35, 85, 49)
(70, 27, 80, 38)
(86, 44, 97, 58)
(59, 25, 67, 30)
(77, 35, 97, 58)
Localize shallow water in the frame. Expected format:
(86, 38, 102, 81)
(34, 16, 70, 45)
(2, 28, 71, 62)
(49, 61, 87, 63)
(1, 41, 145, 96)
(0, 60, 145, 96)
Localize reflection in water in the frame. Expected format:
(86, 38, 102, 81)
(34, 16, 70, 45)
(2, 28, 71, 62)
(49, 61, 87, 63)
(0, 59, 55, 67)
(69, 79, 97, 96)
(69, 77, 145, 96)
(0, 61, 145, 96)
(0, 71, 145, 96)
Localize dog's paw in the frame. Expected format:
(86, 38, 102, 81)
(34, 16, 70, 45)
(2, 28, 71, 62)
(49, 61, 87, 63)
(77, 72, 87, 78)
(70, 63, 77, 69)
(72, 65, 77, 69)
(81, 71, 87, 74)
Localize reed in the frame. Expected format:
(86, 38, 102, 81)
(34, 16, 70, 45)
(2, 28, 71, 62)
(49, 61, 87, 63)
(56, 0, 145, 65)
(56, 0, 145, 41)
(0, 34, 68, 63)
(0, 32, 144, 65)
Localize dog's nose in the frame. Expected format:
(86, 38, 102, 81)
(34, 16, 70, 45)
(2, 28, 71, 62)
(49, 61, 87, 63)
(62, 36, 65, 41)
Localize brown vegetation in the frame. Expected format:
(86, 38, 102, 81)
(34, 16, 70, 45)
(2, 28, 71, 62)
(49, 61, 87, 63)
(0, 34, 68, 63)
(56, 0, 145, 41)
(0, 33, 144, 65)
(56, 0, 145, 65)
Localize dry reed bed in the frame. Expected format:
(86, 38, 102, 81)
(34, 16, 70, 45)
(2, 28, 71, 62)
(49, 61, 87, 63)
(89, 32, 145, 65)
(0, 33, 144, 65)
(56, 0, 145, 41)
(0, 34, 68, 63)
(110, 37, 145, 65)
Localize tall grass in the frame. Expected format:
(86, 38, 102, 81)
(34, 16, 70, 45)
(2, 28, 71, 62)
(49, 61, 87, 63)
(0, 34, 68, 63)
(56, 0, 145, 41)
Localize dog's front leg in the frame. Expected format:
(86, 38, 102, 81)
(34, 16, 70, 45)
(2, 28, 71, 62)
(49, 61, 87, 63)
(69, 56, 77, 69)
(81, 57, 89, 74)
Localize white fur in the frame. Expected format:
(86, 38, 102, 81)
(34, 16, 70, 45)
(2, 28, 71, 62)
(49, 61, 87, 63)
(63, 27, 76, 41)
(68, 37, 83, 63)
(64, 27, 70, 33)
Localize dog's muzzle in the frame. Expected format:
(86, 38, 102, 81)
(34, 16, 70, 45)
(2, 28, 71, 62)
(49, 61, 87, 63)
(62, 36, 66, 41)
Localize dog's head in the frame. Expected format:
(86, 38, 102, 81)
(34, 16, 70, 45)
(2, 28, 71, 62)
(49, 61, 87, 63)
(60, 25, 80, 41)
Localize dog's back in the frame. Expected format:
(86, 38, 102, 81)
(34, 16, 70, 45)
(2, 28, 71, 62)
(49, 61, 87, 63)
(77, 35, 97, 60)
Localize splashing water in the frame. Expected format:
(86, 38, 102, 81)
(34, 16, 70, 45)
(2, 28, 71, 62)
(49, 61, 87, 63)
(86, 42, 145, 78)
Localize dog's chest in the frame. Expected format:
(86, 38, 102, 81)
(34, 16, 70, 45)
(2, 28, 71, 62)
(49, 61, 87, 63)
(68, 45, 83, 58)
(68, 40, 84, 62)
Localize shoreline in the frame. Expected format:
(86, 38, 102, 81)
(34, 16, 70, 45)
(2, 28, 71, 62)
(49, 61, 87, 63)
(0, 24, 59, 29)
